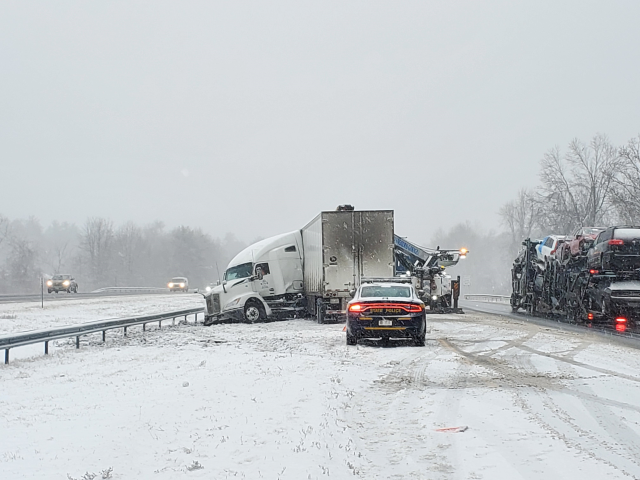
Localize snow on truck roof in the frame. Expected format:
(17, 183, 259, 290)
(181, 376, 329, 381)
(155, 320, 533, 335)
(226, 231, 301, 269)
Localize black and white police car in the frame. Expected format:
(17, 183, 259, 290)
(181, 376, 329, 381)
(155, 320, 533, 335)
(346, 278, 426, 346)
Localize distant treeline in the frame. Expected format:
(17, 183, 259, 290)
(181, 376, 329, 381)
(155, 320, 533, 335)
(427, 134, 640, 296)
(429, 222, 513, 296)
(0, 215, 247, 294)
(500, 133, 640, 248)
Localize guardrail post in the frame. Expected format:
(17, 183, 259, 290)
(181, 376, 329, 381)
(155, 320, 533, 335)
(159, 320, 162, 329)
(45, 341, 49, 355)
(143, 323, 146, 332)
(124, 326, 127, 336)
(172, 317, 175, 326)
(4, 349, 8, 365)
(184, 315, 187, 323)
(102, 331, 106, 342)
(76, 336, 80, 349)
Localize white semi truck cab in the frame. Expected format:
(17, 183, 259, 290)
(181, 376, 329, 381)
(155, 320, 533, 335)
(203, 231, 305, 324)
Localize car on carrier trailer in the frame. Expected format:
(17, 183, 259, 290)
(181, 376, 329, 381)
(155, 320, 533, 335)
(346, 278, 426, 347)
(587, 226, 640, 271)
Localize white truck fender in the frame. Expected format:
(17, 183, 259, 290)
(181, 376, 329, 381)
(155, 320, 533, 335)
(225, 292, 272, 317)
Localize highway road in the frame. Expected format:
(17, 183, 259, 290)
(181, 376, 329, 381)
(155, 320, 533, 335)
(0, 288, 186, 304)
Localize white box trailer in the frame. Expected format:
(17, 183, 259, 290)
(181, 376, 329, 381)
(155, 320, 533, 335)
(301, 210, 395, 322)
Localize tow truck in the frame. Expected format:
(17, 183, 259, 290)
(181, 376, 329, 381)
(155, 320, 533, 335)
(393, 235, 467, 312)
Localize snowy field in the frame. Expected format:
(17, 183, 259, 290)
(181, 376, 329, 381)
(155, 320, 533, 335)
(2, 297, 640, 479)
(0, 294, 203, 335)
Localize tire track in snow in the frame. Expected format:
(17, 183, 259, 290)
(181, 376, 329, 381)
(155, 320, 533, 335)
(442, 335, 640, 478)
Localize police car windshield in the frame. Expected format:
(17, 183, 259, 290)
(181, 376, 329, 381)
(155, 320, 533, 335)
(360, 285, 411, 298)
(224, 262, 253, 281)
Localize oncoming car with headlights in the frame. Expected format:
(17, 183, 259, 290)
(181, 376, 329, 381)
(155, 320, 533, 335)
(168, 277, 189, 292)
(47, 274, 78, 293)
(346, 279, 426, 346)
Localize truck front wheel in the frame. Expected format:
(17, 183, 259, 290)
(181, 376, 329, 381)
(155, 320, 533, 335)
(244, 301, 265, 323)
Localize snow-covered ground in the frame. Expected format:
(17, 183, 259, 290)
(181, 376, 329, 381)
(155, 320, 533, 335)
(2, 297, 640, 479)
(0, 294, 202, 335)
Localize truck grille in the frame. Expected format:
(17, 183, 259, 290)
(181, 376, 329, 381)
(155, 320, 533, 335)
(206, 293, 221, 314)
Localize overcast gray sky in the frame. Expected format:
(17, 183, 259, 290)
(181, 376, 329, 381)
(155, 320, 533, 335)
(1, 1, 639, 244)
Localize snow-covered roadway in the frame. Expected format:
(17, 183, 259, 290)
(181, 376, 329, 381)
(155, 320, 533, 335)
(1, 298, 640, 479)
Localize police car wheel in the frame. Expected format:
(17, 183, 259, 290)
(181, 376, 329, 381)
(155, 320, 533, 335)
(346, 332, 357, 345)
(414, 334, 425, 347)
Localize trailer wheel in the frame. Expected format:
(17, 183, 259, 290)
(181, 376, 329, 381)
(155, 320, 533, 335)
(316, 298, 325, 324)
(244, 301, 265, 323)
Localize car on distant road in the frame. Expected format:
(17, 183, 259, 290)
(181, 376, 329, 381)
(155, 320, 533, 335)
(47, 274, 78, 293)
(345, 278, 426, 346)
(168, 277, 189, 292)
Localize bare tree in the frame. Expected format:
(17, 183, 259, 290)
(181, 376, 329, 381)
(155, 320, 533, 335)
(6, 236, 39, 293)
(42, 221, 79, 274)
(611, 135, 640, 224)
(499, 188, 541, 245)
(538, 134, 620, 233)
(113, 222, 144, 285)
(80, 217, 114, 288)
(0, 214, 10, 248)
(169, 226, 221, 287)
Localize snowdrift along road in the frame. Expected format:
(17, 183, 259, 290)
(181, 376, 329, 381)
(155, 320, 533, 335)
(1, 296, 640, 479)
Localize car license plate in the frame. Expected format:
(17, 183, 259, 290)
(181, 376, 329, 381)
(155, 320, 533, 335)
(379, 319, 392, 326)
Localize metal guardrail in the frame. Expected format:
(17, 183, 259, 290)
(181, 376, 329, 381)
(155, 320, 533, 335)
(0, 307, 204, 365)
(464, 294, 511, 304)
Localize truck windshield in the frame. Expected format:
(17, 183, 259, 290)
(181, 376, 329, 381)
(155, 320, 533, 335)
(360, 285, 411, 298)
(224, 262, 253, 281)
